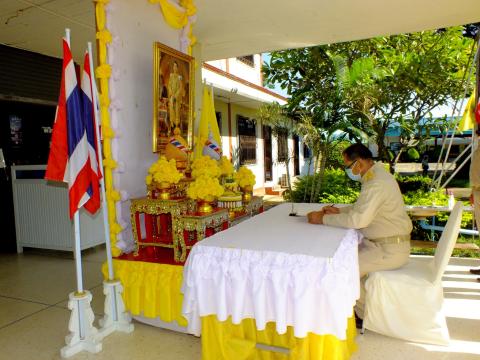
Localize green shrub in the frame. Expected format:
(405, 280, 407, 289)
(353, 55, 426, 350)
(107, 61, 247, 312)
(407, 148, 420, 161)
(325, 140, 352, 169)
(403, 190, 448, 206)
(395, 175, 433, 194)
(288, 168, 360, 203)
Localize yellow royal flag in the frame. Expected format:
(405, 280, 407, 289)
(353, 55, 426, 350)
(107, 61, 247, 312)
(458, 90, 476, 132)
(195, 86, 221, 159)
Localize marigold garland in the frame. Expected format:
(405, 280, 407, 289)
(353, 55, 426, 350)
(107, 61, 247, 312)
(234, 167, 256, 188)
(191, 155, 221, 179)
(146, 156, 183, 186)
(187, 176, 224, 200)
(219, 156, 234, 176)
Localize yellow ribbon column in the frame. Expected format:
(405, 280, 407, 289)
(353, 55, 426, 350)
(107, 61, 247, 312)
(94, 0, 122, 257)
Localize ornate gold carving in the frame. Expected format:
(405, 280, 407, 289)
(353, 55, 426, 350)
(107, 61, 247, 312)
(173, 209, 229, 262)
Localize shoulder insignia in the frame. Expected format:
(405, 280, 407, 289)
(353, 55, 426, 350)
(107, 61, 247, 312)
(364, 170, 375, 182)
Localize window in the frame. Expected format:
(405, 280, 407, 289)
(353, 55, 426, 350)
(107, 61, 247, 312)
(277, 129, 288, 162)
(215, 111, 222, 133)
(237, 55, 255, 67)
(237, 115, 256, 165)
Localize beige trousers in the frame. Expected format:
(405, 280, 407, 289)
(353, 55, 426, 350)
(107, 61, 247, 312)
(473, 189, 480, 231)
(355, 238, 411, 318)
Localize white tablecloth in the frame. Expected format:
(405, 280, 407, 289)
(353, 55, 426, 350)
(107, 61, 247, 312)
(182, 203, 362, 339)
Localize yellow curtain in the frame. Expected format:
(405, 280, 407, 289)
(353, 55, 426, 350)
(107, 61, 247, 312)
(102, 260, 187, 326)
(201, 315, 357, 360)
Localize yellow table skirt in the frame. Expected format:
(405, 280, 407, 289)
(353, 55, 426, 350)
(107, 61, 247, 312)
(103, 260, 357, 360)
(201, 315, 357, 360)
(102, 259, 187, 327)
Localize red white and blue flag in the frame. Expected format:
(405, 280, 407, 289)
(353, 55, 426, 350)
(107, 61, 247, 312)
(169, 137, 188, 152)
(202, 135, 221, 160)
(45, 39, 101, 218)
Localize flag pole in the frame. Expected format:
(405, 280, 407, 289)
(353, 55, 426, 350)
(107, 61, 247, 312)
(66, 29, 85, 296)
(87, 42, 114, 281)
(87, 42, 134, 338)
(60, 29, 102, 358)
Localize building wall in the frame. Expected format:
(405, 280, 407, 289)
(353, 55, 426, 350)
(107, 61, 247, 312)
(214, 98, 311, 189)
(108, 0, 180, 250)
(226, 55, 262, 86)
(206, 54, 262, 86)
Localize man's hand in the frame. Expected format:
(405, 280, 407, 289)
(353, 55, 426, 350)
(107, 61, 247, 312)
(323, 206, 340, 215)
(307, 211, 324, 224)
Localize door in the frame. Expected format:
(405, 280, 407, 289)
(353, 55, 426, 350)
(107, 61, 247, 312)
(293, 135, 300, 176)
(263, 125, 272, 181)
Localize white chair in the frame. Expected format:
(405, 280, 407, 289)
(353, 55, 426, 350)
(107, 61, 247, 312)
(363, 202, 464, 345)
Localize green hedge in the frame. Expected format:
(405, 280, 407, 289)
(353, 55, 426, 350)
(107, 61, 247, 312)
(395, 175, 433, 194)
(287, 168, 360, 204)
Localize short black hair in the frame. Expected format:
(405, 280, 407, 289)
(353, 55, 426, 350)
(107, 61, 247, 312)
(343, 143, 373, 161)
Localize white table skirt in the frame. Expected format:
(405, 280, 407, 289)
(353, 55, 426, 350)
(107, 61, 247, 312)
(182, 203, 362, 339)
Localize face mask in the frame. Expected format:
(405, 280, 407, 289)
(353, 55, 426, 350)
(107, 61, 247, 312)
(345, 168, 362, 182)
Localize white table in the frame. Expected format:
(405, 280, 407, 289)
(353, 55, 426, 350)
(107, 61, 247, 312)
(182, 203, 362, 340)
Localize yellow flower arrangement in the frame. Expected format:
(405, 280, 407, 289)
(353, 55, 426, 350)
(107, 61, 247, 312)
(187, 175, 224, 200)
(145, 156, 183, 186)
(219, 156, 234, 176)
(234, 166, 256, 188)
(191, 155, 221, 178)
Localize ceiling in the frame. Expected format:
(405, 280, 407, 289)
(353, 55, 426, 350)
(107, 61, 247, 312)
(0, 0, 479, 62)
(0, 0, 95, 62)
(195, 0, 480, 60)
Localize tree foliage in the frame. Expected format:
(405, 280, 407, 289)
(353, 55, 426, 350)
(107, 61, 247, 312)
(263, 27, 475, 167)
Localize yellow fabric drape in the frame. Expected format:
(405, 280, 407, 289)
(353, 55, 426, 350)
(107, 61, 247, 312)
(94, 0, 122, 256)
(195, 86, 221, 158)
(459, 89, 476, 132)
(148, 0, 197, 55)
(201, 316, 357, 360)
(149, 0, 188, 29)
(102, 260, 187, 326)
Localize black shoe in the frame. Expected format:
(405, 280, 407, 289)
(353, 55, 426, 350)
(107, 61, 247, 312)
(470, 268, 480, 275)
(354, 312, 363, 330)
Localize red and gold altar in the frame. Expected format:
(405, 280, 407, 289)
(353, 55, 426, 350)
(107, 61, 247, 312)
(103, 152, 264, 331)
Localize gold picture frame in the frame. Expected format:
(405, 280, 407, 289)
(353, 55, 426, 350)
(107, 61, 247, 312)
(153, 42, 194, 153)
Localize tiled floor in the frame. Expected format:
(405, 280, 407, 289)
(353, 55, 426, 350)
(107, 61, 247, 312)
(0, 247, 479, 360)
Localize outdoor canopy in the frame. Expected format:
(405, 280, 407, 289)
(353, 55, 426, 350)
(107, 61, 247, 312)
(0, 0, 479, 61)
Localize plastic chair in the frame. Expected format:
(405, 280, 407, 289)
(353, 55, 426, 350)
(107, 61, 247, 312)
(363, 202, 464, 345)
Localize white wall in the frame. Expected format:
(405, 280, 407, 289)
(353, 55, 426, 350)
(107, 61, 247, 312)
(226, 55, 262, 86)
(108, 0, 180, 251)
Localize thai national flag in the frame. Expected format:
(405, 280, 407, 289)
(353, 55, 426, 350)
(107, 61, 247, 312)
(476, 98, 480, 125)
(45, 39, 101, 218)
(80, 50, 102, 215)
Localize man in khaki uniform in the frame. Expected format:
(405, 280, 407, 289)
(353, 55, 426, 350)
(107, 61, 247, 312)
(469, 137, 480, 281)
(307, 143, 412, 323)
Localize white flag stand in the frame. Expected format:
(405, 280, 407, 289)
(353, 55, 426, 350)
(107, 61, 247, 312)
(60, 29, 102, 359)
(86, 41, 133, 339)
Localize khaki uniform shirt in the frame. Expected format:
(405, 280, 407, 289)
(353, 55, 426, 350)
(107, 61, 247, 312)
(323, 162, 412, 239)
(470, 144, 480, 190)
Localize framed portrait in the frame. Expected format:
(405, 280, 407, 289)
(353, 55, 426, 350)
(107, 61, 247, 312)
(153, 42, 194, 153)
